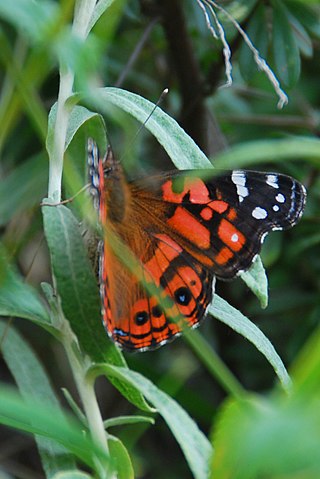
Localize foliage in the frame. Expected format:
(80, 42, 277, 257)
(0, 0, 319, 478)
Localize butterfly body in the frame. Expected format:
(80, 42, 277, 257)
(88, 139, 306, 352)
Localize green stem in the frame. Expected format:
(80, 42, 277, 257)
(47, 0, 96, 200)
(62, 321, 112, 477)
(47, 2, 115, 476)
(48, 68, 74, 201)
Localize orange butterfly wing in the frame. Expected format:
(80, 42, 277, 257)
(88, 140, 306, 351)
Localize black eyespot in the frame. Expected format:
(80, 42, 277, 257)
(152, 305, 163, 318)
(134, 311, 149, 326)
(174, 287, 192, 306)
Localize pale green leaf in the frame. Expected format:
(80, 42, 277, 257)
(209, 295, 291, 391)
(88, 364, 213, 479)
(0, 321, 75, 477)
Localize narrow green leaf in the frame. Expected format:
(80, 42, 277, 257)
(272, 0, 301, 87)
(46, 104, 107, 158)
(42, 203, 121, 362)
(212, 137, 320, 170)
(240, 256, 269, 308)
(108, 435, 134, 479)
(88, 0, 127, 45)
(104, 415, 155, 428)
(87, 0, 116, 33)
(61, 389, 86, 426)
(0, 243, 51, 327)
(288, 11, 313, 57)
(286, 1, 320, 39)
(0, 386, 110, 471)
(209, 295, 291, 391)
(0, 321, 76, 477)
(42, 205, 153, 413)
(89, 364, 213, 479)
(84, 87, 212, 169)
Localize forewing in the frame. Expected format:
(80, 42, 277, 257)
(131, 169, 306, 280)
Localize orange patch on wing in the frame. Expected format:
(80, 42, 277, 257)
(168, 207, 210, 249)
(201, 206, 213, 220)
(218, 219, 245, 252)
(180, 266, 202, 297)
(208, 200, 228, 214)
(227, 207, 237, 221)
(162, 178, 210, 204)
(145, 234, 182, 284)
(215, 247, 234, 265)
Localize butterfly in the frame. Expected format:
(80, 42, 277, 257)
(88, 138, 306, 352)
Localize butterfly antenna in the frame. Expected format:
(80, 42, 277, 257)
(120, 88, 169, 163)
(40, 183, 90, 207)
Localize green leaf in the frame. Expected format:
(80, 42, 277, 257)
(108, 435, 134, 479)
(0, 243, 51, 327)
(46, 104, 107, 158)
(0, 386, 110, 471)
(104, 415, 155, 428)
(212, 137, 320, 170)
(42, 204, 120, 362)
(88, 0, 117, 34)
(286, 1, 320, 39)
(209, 295, 291, 391)
(272, 0, 301, 87)
(240, 256, 269, 308)
(84, 87, 212, 169)
(0, 153, 47, 227)
(288, 11, 313, 57)
(0, 321, 76, 476)
(42, 204, 153, 413)
(88, 364, 213, 479)
(239, 4, 269, 81)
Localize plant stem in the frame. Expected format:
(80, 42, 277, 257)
(62, 322, 112, 478)
(47, 1, 114, 476)
(48, 68, 74, 201)
(47, 0, 97, 201)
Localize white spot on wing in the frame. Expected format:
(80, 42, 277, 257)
(266, 174, 279, 189)
(252, 207, 268, 220)
(273, 204, 280, 212)
(276, 193, 285, 203)
(231, 170, 249, 203)
(231, 233, 239, 242)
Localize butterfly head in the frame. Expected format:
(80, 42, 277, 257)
(88, 139, 130, 224)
